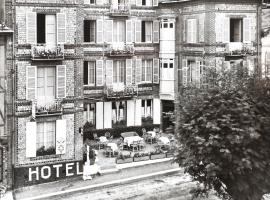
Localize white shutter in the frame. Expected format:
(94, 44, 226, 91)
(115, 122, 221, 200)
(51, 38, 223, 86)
(136, 0, 142, 6)
(153, 20, 159, 43)
(106, 60, 113, 86)
(153, 58, 159, 84)
(105, 20, 113, 43)
(26, 12, 37, 44)
(135, 20, 141, 43)
(223, 17, 230, 43)
(96, 102, 104, 129)
(216, 16, 224, 43)
(192, 19, 197, 43)
(199, 18, 204, 42)
(243, 18, 251, 43)
(96, 60, 104, 86)
(84, 0, 90, 4)
(126, 59, 133, 85)
(182, 59, 188, 86)
(248, 58, 254, 75)
(104, 102, 112, 129)
(127, 100, 135, 127)
(135, 99, 141, 126)
(57, 13, 66, 44)
(26, 66, 37, 100)
(196, 61, 201, 87)
(126, 20, 134, 43)
(183, 19, 187, 42)
(153, 98, 160, 124)
(153, 0, 158, 6)
(135, 59, 142, 84)
(56, 65, 66, 98)
(97, 19, 104, 44)
(56, 120, 66, 155)
(96, 0, 104, 5)
(187, 19, 192, 43)
(26, 122, 37, 158)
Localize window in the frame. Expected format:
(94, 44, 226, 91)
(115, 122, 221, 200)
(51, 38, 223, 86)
(161, 59, 174, 80)
(84, 103, 95, 126)
(113, 20, 126, 43)
(230, 18, 243, 42)
(84, 61, 95, 86)
(84, 20, 96, 43)
(112, 101, 126, 124)
(141, 99, 152, 118)
(37, 14, 56, 44)
(187, 60, 196, 83)
(37, 67, 56, 106)
(113, 60, 125, 84)
(36, 121, 56, 156)
(142, 21, 152, 42)
(142, 60, 152, 82)
(84, 0, 95, 4)
(187, 19, 197, 43)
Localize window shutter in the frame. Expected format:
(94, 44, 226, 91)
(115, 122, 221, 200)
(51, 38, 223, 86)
(105, 20, 113, 43)
(187, 19, 192, 43)
(135, 20, 141, 43)
(135, 59, 142, 84)
(57, 13, 66, 44)
(126, 20, 134, 43)
(223, 17, 230, 43)
(135, 99, 141, 126)
(248, 58, 254, 75)
(136, 0, 142, 6)
(153, 58, 159, 84)
(56, 65, 66, 98)
(26, 12, 37, 44)
(96, 60, 104, 86)
(126, 59, 133, 85)
(96, 102, 104, 129)
(104, 102, 112, 129)
(153, 98, 160, 124)
(26, 122, 37, 158)
(84, 0, 90, 4)
(199, 18, 204, 42)
(127, 100, 135, 126)
(26, 66, 37, 100)
(243, 18, 251, 43)
(96, 0, 104, 5)
(153, 0, 158, 6)
(97, 19, 104, 44)
(216, 16, 224, 43)
(153, 20, 159, 43)
(56, 120, 66, 155)
(182, 59, 188, 86)
(196, 61, 201, 87)
(192, 19, 197, 43)
(106, 60, 113, 86)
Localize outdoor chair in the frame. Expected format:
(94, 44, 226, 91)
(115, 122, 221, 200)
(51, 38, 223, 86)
(138, 141, 146, 151)
(105, 131, 111, 139)
(130, 141, 139, 152)
(105, 146, 114, 157)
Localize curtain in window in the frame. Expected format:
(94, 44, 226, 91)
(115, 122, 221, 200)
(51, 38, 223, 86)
(89, 61, 95, 85)
(113, 21, 126, 43)
(36, 121, 56, 150)
(146, 60, 152, 82)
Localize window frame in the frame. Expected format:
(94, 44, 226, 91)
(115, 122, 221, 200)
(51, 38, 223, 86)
(141, 59, 153, 83)
(84, 20, 96, 43)
(141, 21, 153, 43)
(113, 60, 125, 84)
(84, 61, 96, 86)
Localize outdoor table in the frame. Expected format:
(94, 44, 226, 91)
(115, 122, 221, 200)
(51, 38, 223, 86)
(147, 131, 156, 138)
(121, 131, 138, 138)
(99, 136, 108, 143)
(124, 136, 143, 147)
(107, 142, 118, 153)
(83, 164, 101, 180)
(158, 136, 170, 145)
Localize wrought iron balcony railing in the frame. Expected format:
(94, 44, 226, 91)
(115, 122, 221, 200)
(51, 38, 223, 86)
(107, 43, 135, 57)
(106, 84, 138, 99)
(31, 44, 64, 60)
(225, 42, 255, 56)
(109, 4, 130, 16)
(33, 99, 63, 116)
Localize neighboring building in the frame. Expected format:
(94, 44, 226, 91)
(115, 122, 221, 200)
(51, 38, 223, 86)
(13, 0, 84, 188)
(262, 1, 270, 78)
(82, 0, 161, 138)
(0, 0, 13, 189)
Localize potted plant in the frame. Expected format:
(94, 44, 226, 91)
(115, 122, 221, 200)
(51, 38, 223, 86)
(133, 152, 150, 162)
(150, 149, 166, 160)
(116, 153, 133, 164)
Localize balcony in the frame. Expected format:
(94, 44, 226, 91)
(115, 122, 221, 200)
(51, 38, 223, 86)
(33, 100, 63, 116)
(225, 42, 255, 56)
(107, 43, 135, 57)
(106, 84, 138, 99)
(109, 4, 130, 17)
(31, 44, 64, 60)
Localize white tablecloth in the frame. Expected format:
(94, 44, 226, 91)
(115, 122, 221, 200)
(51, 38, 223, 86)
(107, 143, 118, 152)
(124, 136, 143, 147)
(99, 136, 108, 143)
(147, 131, 156, 138)
(83, 164, 101, 180)
(159, 136, 170, 145)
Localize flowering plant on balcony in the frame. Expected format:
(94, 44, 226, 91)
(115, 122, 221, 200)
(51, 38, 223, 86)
(35, 100, 62, 114)
(32, 45, 64, 59)
(36, 146, 56, 156)
(109, 44, 135, 56)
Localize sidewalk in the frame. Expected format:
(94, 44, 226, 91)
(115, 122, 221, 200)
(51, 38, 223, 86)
(14, 158, 180, 200)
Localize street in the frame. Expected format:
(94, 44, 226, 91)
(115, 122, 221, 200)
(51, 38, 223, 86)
(49, 172, 220, 200)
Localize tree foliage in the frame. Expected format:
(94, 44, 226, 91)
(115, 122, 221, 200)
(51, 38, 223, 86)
(176, 70, 270, 200)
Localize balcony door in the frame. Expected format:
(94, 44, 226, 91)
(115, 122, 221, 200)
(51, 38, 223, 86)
(37, 67, 56, 107)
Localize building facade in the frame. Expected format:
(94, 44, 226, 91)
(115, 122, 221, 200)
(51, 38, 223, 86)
(262, 0, 270, 78)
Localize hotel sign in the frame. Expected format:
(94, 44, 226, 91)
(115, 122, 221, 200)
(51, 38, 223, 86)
(14, 160, 83, 188)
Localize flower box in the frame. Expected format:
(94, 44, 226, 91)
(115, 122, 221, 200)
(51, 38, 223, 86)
(150, 153, 166, 160)
(116, 157, 133, 164)
(133, 156, 150, 162)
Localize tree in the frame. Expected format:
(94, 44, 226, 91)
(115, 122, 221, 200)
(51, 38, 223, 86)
(176, 70, 270, 200)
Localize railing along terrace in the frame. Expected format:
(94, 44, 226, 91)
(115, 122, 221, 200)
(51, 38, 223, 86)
(34, 99, 62, 116)
(31, 44, 64, 60)
(106, 84, 138, 98)
(225, 42, 255, 56)
(107, 43, 135, 56)
(110, 3, 130, 16)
